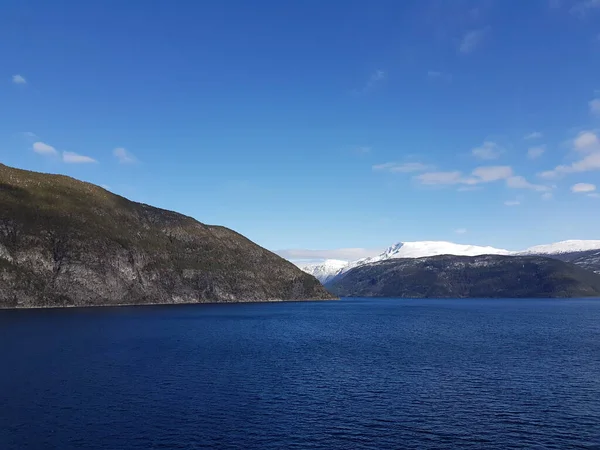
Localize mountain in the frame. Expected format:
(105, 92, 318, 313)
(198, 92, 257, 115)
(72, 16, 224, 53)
(327, 255, 600, 298)
(518, 240, 600, 255)
(300, 259, 348, 284)
(300, 240, 600, 282)
(301, 241, 511, 282)
(0, 164, 335, 308)
(517, 240, 600, 274)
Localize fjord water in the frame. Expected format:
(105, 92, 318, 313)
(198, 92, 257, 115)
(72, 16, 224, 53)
(1, 298, 599, 449)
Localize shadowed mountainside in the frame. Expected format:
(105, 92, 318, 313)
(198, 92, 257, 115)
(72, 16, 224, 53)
(327, 254, 600, 298)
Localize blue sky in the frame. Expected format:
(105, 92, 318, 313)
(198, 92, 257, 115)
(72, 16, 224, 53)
(2, 0, 600, 261)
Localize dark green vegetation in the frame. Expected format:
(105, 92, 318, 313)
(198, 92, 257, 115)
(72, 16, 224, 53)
(327, 255, 600, 298)
(545, 250, 600, 274)
(0, 164, 335, 308)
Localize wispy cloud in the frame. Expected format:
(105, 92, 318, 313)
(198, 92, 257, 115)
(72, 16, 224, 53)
(33, 141, 57, 156)
(571, 0, 600, 16)
(416, 171, 466, 185)
(571, 182, 596, 193)
(427, 70, 452, 82)
(504, 200, 521, 206)
(416, 165, 513, 186)
(542, 192, 553, 200)
(373, 162, 434, 173)
(472, 165, 513, 182)
(538, 130, 600, 178)
(62, 151, 98, 164)
(113, 147, 137, 164)
(12, 74, 27, 85)
(416, 165, 552, 193)
(524, 131, 543, 140)
(506, 175, 551, 192)
(276, 247, 382, 262)
(354, 70, 387, 94)
(459, 28, 489, 54)
(472, 141, 503, 160)
(527, 146, 546, 159)
(590, 98, 600, 116)
(455, 228, 467, 234)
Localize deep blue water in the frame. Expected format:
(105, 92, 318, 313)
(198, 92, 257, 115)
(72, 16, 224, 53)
(1, 298, 600, 449)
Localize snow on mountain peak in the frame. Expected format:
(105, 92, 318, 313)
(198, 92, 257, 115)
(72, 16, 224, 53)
(299, 259, 349, 284)
(300, 241, 510, 282)
(519, 240, 600, 255)
(299, 239, 600, 284)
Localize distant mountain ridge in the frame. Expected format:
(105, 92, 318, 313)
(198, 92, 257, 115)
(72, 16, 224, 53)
(301, 240, 600, 283)
(327, 255, 600, 299)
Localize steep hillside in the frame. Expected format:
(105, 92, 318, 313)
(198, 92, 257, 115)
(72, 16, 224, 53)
(0, 164, 335, 308)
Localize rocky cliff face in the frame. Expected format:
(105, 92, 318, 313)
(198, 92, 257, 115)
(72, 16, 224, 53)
(327, 254, 600, 298)
(0, 164, 335, 308)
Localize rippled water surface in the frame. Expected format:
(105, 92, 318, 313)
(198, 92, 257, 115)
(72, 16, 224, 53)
(1, 298, 600, 449)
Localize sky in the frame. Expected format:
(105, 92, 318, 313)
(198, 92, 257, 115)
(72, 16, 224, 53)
(2, 0, 600, 263)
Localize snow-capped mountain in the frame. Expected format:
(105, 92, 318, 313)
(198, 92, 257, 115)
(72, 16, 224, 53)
(299, 240, 600, 283)
(301, 241, 511, 283)
(518, 240, 600, 256)
(299, 259, 349, 284)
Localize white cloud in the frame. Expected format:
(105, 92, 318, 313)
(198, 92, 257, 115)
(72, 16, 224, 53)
(527, 146, 546, 159)
(571, 182, 596, 193)
(574, 131, 600, 152)
(113, 147, 137, 164)
(472, 165, 513, 182)
(472, 141, 503, 160)
(539, 152, 600, 178)
(506, 175, 551, 192)
(459, 28, 488, 54)
(373, 162, 433, 173)
(62, 151, 98, 164)
(538, 131, 600, 178)
(504, 200, 521, 206)
(455, 228, 467, 234)
(541, 192, 553, 200)
(590, 98, 600, 115)
(33, 141, 57, 155)
(12, 74, 27, 84)
(22, 131, 37, 138)
(276, 247, 382, 262)
(524, 131, 543, 140)
(417, 165, 513, 186)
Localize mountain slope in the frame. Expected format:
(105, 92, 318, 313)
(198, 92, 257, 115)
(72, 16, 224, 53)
(0, 164, 335, 308)
(327, 255, 600, 298)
